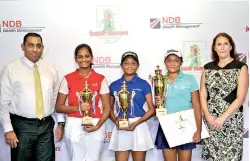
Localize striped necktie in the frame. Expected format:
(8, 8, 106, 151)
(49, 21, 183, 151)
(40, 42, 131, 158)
(34, 64, 44, 119)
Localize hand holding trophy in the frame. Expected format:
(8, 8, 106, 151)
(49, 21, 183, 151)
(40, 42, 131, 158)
(151, 65, 168, 117)
(79, 81, 93, 126)
(117, 81, 131, 130)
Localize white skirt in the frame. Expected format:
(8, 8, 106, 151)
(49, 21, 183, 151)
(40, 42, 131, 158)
(108, 117, 154, 151)
(64, 117, 105, 161)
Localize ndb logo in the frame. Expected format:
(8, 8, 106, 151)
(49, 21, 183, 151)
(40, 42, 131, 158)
(0, 20, 45, 33)
(0, 20, 22, 33)
(236, 52, 248, 64)
(150, 18, 161, 29)
(90, 6, 129, 44)
(149, 16, 202, 29)
(243, 128, 249, 138)
(92, 56, 120, 69)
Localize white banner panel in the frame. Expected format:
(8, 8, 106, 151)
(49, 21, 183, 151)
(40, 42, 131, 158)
(0, 0, 248, 160)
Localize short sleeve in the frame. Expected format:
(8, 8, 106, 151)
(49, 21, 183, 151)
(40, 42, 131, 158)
(143, 81, 152, 96)
(109, 83, 115, 97)
(100, 77, 110, 94)
(59, 77, 69, 94)
(189, 75, 199, 92)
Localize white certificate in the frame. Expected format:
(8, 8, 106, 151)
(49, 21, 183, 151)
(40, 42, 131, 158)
(158, 109, 209, 148)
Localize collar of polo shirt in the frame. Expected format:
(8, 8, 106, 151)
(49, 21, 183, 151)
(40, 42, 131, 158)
(119, 73, 139, 84)
(165, 70, 184, 80)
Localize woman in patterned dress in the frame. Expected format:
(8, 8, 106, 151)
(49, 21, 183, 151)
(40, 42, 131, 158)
(200, 33, 249, 161)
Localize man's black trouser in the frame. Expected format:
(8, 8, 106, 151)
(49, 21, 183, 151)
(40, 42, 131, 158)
(10, 114, 55, 161)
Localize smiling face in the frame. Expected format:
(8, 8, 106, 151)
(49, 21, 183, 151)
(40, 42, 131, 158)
(21, 36, 44, 63)
(75, 47, 93, 69)
(214, 36, 232, 59)
(121, 56, 139, 76)
(164, 54, 182, 73)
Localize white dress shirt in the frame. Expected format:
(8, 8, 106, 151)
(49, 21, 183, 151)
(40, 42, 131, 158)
(0, 57, 65, 133)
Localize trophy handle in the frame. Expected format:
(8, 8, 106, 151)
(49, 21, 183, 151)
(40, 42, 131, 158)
(91, 92, 97, 115)
(76, 92, 84, 116)
(163, 76, 168, 100)
(158, 76, 168, 109)
(113, 91, 121, 117)
(129, 91, 136, 117)
(76, 92, 81, 97)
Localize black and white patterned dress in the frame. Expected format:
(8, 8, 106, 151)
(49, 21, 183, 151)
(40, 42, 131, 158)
(201, 60, 246, 161)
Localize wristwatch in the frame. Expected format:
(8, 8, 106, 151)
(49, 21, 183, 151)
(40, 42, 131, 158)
(58, 122, 65, 127)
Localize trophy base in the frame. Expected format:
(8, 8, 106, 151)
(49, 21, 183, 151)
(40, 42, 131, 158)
(82, 116, 93, 126)
(156, 108, 167, 117)
(118, 119, 129, 130)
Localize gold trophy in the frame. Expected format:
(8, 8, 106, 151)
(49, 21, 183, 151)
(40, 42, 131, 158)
(80, 81, 93, 125)
(153, 65, 168, 117)
(118, 81, 131, 130)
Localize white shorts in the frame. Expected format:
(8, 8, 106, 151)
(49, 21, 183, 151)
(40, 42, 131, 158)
(64, 117, 105, 161)
(108, 117, 154, 151)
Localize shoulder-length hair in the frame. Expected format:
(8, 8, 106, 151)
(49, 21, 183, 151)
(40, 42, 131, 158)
(211, 32, 237, 63)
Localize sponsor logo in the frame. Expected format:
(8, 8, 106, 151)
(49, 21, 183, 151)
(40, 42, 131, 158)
(104, 132, 112, 143)
(240, 25, 248, 32)
(243, 128, 249, 138)
(132, 88, 142, 91)
(92, 56, 120, 69)
(181, 41, 206, 71)
(0, 20, 45, 33)
(92, 82, 98, 87)
(150, 18, 161, 29)
(90, 6, 129, 44)
(150, 16, 202, 29)
(245, 25, 249, 32)
(236, 52, 248, 63)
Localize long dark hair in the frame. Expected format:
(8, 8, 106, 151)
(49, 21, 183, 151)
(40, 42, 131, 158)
(211, 32, 237, 63)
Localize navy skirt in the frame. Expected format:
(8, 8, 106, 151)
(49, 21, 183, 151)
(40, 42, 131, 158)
(155, 124, 196, 150)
